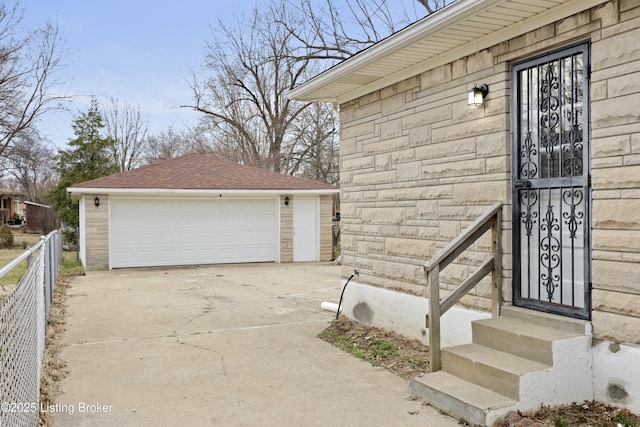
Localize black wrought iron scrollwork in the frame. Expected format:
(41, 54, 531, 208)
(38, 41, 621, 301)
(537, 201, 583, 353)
(562, 123, 584, 177)
(562, 189, 584, 239)
(540, 202, 560, 301)
(520, 131, 538, 178)
(519, 189, 538, 237)
(540, 63, 560, 131)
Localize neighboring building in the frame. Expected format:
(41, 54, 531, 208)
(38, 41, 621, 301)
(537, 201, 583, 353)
(67, 154, 339, 270)
(0, 188, 24, 224)
(290, 0, 640, 423)
(24, 201, 57, 234)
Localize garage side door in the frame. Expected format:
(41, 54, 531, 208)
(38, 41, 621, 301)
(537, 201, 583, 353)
(110, 198, 277, 268)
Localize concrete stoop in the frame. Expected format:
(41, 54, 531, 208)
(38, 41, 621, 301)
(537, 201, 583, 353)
(411, 305, 593, 426)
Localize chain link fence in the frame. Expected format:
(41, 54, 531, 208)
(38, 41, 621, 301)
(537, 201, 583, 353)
(0, 230, 62, 427)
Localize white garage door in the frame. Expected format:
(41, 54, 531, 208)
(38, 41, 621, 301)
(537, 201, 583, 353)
(110, 197, 277, 268)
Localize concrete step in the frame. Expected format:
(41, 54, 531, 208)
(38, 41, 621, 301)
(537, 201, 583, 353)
(500, 305, 590, 335)
(411, 370, 517, 427)
(472, 316, 579, 365)
(442, 343, 550, 400)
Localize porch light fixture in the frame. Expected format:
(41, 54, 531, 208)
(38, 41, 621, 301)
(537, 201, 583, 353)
(284, 196, 290, 206)
(468, 84, 489, 106)
(94, 197, 100, 208)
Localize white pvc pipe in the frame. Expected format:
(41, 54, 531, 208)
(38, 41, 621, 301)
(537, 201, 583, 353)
(321, 302, 339, 313)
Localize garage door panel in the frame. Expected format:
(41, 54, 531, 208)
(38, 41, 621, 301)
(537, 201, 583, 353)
(110, 198, 277, 268)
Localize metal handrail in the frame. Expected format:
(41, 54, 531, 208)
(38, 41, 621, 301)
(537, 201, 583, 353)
(424, 202, 502, 371)
(0, 237, 46, 279)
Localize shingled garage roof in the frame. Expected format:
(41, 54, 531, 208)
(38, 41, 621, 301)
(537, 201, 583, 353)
(69, 153, 337, 193)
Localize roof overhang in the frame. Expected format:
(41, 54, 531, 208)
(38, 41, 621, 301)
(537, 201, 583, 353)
(289, 0, 608, 104)
(67, 187, 340, 200)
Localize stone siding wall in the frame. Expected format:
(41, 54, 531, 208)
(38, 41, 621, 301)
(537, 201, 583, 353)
(280, 195, 293, 263)
(589, 0, 640, 345)
(339, 0, 640, 342)
(83, 194, 110, 271)
(320, 195, 333, 261)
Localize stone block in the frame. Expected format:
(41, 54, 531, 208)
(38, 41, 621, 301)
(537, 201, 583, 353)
(420, 64, 452, 90)
(396, 161, 422, 181)
(556, 9, 591, 34)
(415, 200, 438, 220)
(593, 229, 640, 252)
(486, 156, 509, 174)
(591, 80, 608, 101)
(351, 170, 396, 186)
(380, 118, 403, 139)
(608, 71, 640, 99)
(593, 134, 631, 158)
(594, 94, 640, 129)
(592, 0, 619, 27)
(375, 153, 392, 170)
(592, 310, 640, 345)
(593, 27, 640, 70)
(362, 135, 411, 155)
(385, 237, 435, 258)
(467, 48, 494, 73)
(342, 155, 375, 171)
(342, 121, 375, 139)
(476, 131, 509, 157)
(593, 198, 640, 229)
(354, 98, 382, 121)
(415, 138, 475, 161)
(373, 258, 423, 284)
(593, 259, 640, 294)
(391, 147, 418, 164)
(453, 180, 507, 205)
(431, 115, 507, 144)
(423, 158, 485, 179)
(382, 93, 406, 116)
(361, 207, 405, 225)
(593, 164, 640, 189)
(593, 289, 640, 318)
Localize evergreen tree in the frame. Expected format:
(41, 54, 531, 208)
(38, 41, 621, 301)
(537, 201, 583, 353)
(48, 97, 118, 242)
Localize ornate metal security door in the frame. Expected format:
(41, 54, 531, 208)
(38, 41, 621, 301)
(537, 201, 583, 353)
(511, 43, 591, 320)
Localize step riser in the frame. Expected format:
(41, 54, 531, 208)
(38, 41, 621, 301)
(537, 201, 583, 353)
(473, 321, 554, 365)
(442, 349, 521, 400)
(501, 305, 589, 335)
(410, 378, 489, 426)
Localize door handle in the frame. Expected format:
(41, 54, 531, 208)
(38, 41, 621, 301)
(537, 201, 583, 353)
(514, 179, 532, 189)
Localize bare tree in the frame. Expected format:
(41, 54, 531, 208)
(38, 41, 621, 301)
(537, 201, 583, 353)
(0, 1, 66, 156)
(103, 97, 149, 171)
(141, 127, 191, 165)
(3, 132, 57, 203)
(282, 0, 450, 63)
(184, 3, 335, 178)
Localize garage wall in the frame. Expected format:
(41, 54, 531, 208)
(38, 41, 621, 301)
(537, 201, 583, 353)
(320, 195, 333, 261)
(280, 195, 293, 262)
(83, 194, 110, 270)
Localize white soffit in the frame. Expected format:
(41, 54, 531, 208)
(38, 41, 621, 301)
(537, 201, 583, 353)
(289, 0, 608, 104)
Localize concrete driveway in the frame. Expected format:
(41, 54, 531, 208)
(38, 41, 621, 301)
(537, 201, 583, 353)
(53, 262, 458, 426)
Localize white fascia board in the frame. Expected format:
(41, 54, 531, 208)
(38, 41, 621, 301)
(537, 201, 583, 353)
(288, 0, 503, 102)
(335, 0, 606, 104)
(66, 187, 340, 199)
(290, 0, 608, 104)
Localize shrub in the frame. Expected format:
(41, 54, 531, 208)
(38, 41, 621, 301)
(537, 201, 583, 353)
(0, 227, 14, 249)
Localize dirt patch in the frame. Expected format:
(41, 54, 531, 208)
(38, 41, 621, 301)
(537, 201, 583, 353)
(39, 278, 70, 426)
(318, 317, 640, 427)
(318, 316, 429, 380)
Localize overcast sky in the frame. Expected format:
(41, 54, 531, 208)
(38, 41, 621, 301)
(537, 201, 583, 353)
(21, 0, 257, 147)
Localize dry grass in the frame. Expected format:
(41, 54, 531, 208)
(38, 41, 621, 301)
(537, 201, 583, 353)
(38, 252, 83, 427)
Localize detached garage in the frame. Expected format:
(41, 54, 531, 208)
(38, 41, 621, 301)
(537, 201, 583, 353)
(67, 154, 339, 270)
